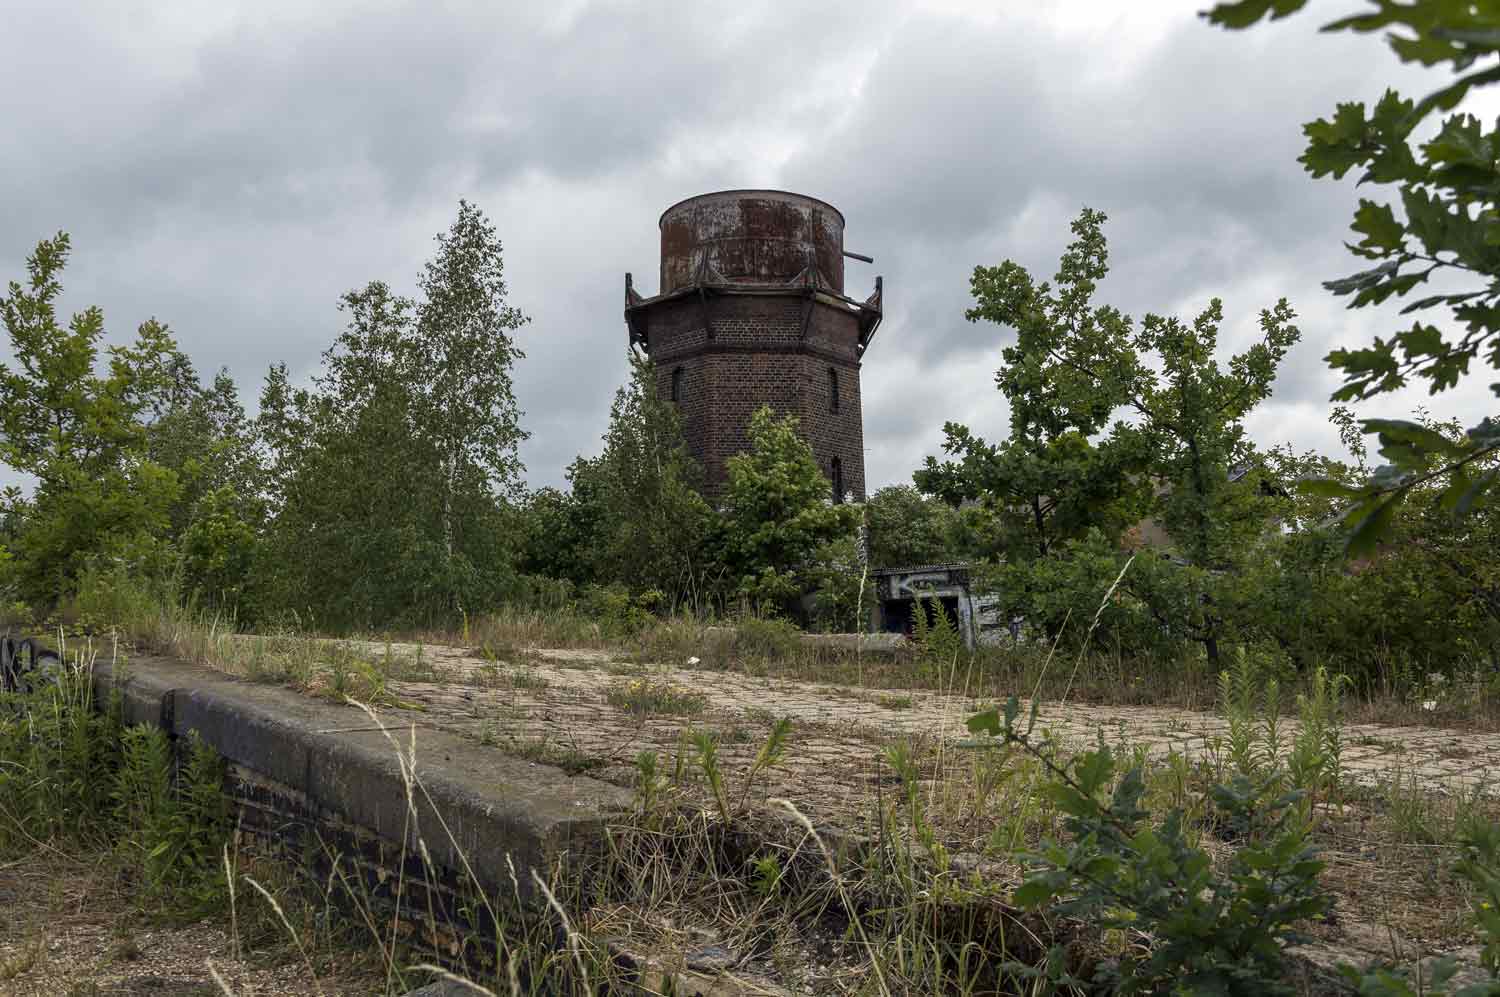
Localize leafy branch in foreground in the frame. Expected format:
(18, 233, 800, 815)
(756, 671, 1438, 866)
(966, 697, 1329, 995)
(973, 693, 1500, 995)
(1205, 0, 1500, 553)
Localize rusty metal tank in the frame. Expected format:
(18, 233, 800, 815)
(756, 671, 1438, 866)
(658, 190, 845, 295)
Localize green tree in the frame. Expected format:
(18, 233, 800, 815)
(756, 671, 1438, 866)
(712, 406, 860, 613)
(0, 487, 29, 606)
(180, 485, 260, 614)
(1245, 414, 1500, 676)
(863, 484, 973, 568)
(254, 344, 446, 626)
(1109, 297, 1301, 663)
(137, 359, 266, 618)
(969, 214, 1303, 662)
(515, 483, 597, 589)
(807, 532, 876, 633)
(146, 365, 260, 536)
(1208, 0, 1500, 552)
(412, 200, 529, 572)
(932, 211, 1300, 659)
(577, 352, 712, 606)
(916, 210, 1150, 567)
(0, 234, 182, 603)
(253, 202, 527, 627)
(917, 210, 1152, 638)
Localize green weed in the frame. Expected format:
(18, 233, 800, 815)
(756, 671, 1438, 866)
(606, 676, 707, 717)
(970, 697, 1329, 994)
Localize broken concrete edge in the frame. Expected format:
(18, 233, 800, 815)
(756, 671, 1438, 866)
(89, 654, 801, 996)
(68, 652, 1490, 988)
(72, 651, 1397, 991)
(90, 653, 634, 907)
(697, 625, 907, 650)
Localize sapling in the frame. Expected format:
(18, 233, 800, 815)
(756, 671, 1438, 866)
(967, 696, 1330, 994)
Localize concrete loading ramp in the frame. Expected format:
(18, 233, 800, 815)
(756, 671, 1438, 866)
(96, 654, 633, 911)
(87, 654, 812, 996)
(59, 641, 1500, 993)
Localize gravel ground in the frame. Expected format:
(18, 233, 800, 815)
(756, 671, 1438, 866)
(345, 640, 1500, 958)
(0, 851, 389, 997)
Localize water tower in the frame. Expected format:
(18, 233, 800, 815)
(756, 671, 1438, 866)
(623, 190, 883, 500)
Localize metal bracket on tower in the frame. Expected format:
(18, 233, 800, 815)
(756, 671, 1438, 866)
(799, 247, 820, 340)
(695, 252, 715, 339)
(624, 272, 649, 350)
(856, 276, 883, 358)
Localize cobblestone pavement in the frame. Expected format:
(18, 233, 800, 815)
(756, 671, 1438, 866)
(325, 641, 1491, 853)
(220, 637, 1500, 971)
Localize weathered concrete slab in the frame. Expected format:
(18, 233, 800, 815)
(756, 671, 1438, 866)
(696, 625, 907, 653)
(403, 981, 491, 996)
(799, 631, 906, 652)
(93, 653, 240, 729)
(92, 655, 633, 905)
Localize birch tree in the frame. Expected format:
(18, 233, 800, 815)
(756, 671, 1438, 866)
(414, 200, 529, 588)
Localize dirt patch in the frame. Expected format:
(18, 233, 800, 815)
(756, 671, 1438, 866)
(0, 851, 387, 997)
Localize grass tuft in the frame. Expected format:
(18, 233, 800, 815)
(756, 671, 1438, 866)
(606, 676, 708, 717)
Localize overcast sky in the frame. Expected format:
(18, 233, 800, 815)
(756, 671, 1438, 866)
(2, 0, 1493, 493)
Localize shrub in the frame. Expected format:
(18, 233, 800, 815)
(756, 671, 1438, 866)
(0, 653, 118, 847)
(114, 726, 228, 912)
(70, 562, 174, 636)
(969, 698, 1329, 994)
(0, 647, 229, 916)
(508, 573, 576, 613)
(806, 535, 873, 633)
(732, 615, 801, 661)
(180, 486, 261, 616)
(578, 583, 656, 637)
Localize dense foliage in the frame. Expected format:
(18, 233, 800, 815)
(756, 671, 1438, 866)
(547, 352, 713, 607)
(0, 662, 230, 914)
(2, 6, 1500, 996)
(251, 202, 529, 628)
(0, 236, 185, 603)
(921, 210, 1321, 664)
(0, 204, 859, 630)
(0, 1, 1496, 690)
(1, 188, 1495, 687)
(713, 406, 862, 614)
(972, 698, 1331, 995)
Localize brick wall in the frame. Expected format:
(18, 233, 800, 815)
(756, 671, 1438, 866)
(644, 290, 867, 500)
(95, 655, 628, 980)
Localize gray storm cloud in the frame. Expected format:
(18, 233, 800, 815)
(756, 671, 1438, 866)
(0, 0, 1486, 494)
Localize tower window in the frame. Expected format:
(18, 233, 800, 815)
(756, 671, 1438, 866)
(671, 366, 684, 403)
(831, 457, 844, 504)
(828, 367, 840, 413)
